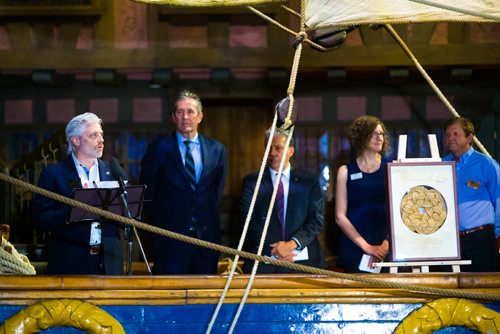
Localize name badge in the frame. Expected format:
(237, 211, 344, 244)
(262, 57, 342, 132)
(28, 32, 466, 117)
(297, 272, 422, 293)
(350, 172, 363, 181)
(467, 180, 480, 190)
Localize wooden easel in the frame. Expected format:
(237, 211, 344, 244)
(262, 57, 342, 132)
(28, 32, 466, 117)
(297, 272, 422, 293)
(376, 134, 471, 273)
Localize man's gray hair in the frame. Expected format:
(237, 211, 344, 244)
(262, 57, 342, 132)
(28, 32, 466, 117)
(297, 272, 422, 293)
(265, 127, 295, 148)
(65, 112, 102, 155)
(174, 90, 203, 114)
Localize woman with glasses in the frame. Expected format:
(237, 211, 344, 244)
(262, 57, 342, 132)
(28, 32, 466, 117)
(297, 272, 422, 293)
(335, 116, 390, 273)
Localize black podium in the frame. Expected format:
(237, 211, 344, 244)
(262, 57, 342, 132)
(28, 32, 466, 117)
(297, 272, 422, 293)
(69, 185, 149, 275)
(70, 185, 145, 223)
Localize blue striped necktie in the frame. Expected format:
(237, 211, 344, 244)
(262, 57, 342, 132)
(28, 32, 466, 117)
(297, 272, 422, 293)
(184, 140, 197, 189)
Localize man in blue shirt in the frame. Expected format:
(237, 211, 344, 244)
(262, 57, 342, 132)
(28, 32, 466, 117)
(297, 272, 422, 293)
(443, 117, 500, 272)
(140, 90, 227, 274)
(32, 112, 124, 275)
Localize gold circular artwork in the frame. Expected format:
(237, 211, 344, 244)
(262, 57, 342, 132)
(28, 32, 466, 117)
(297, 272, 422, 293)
(400, 185, 447, 235)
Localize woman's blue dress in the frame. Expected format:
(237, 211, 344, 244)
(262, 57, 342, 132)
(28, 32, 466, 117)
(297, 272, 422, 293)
(337, 158, 388, 273)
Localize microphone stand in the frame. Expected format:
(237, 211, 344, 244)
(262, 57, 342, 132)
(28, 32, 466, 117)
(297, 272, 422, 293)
(117, 186, 152, 275)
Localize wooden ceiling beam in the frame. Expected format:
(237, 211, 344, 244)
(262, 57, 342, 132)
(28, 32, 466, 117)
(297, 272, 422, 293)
(0, 43, 498, 70)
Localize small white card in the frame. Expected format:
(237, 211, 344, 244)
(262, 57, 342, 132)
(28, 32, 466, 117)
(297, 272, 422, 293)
(267, 246, 309, 263)
(350, 172, 363, 181)
(358, 254, 381, 273)
(293, 246, 309, 262)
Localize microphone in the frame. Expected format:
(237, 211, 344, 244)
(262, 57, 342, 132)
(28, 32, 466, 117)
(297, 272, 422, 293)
(110, 157, 128, 191)
(109, 158, 152, 275)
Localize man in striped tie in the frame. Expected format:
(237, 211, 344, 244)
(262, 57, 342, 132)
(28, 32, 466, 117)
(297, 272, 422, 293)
(140, 90, 227, 274)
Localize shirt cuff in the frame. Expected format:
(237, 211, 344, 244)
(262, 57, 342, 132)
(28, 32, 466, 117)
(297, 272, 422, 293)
(291, 237, 302, 251)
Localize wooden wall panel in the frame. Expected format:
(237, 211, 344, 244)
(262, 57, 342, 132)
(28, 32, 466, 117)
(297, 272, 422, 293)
(201, 101, 272, 198)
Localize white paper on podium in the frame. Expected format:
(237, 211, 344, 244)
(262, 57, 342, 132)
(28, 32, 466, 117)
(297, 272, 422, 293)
(358, 254, 381, 273)
(94, 181, 121, 189)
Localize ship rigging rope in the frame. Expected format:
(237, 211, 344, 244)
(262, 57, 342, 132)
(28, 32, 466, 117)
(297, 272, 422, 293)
(226, 38, 303, 334)
(228, 127, 296, 334)
(246, 5, 492, 156)
(205, 114, 280, 334)
(407, 0, 500, 22)
(246, 6, 327, 52)
(2, 171, 500, 304)
(0, 236, 36, 275)
(302, 0, 499, 31)
(383, 23, 491, 157)
(207, 36, 304, 333)
(2, 4, 498, 332)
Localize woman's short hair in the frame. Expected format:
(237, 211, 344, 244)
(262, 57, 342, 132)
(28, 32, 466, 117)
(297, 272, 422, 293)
(65, 112, 102, 155)
(348, 115, 388, 156)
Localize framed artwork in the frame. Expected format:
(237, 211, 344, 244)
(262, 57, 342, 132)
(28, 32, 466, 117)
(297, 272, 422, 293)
(386, 161, 460, 261)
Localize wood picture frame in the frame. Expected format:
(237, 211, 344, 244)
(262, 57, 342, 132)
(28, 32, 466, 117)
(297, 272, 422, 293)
(386, 161, 460, 262)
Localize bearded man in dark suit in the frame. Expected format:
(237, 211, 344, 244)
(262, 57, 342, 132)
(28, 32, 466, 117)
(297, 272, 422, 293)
(33, 112, 123, 275)
(240, 127, 325, 273)
(140, 90, 227, 274)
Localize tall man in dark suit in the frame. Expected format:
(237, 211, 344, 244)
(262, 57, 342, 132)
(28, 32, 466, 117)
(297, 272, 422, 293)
(240, 127, 325, 273)
(33, 112, 124, 275)
(140, 90, 227, 274)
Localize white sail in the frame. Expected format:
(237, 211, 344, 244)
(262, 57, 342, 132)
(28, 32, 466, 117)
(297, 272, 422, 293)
(305, 0, 500, 29)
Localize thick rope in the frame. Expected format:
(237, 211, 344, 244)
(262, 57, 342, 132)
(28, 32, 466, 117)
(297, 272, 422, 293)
(303, 0, 499, 31)
(228, 126, 296, 334)
(246, 6, 327, 51)
(205, 114, 279, 334)
(407, 0, 500, 22)
(210, 29, 305, 334)
(300, 0, 305, 32)
(133, 0, 287, 7)
(383, 24, 492, 157)
(133, 0, 500, 23)
(280, 5, 300, 18)
(287, 38, 303, 96)
(227, 34, 305, 333)
(304, 16, 497, 31)
(1, 172, 499, 302)
(0, 237, 36, 275)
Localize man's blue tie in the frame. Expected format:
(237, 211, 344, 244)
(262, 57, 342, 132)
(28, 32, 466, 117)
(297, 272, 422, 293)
(184, 140, 197, 189)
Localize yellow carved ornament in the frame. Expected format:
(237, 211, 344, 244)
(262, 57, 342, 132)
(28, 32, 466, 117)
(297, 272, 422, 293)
(0, 299, 124, 334)
(394, 298, 500, 334)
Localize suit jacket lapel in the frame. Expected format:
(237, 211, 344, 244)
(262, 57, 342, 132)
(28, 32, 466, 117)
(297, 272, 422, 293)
(168, 133, 185, 173)
(262, 169, 280, 223)
(63, 156, 81, 191)
(199, 135, 210, 183)
(165, 133, 194, 189)
(199, 134, 220, 188)
(286, 168, 299, 224)
(262, 169, 273, 200)
(97, 159, 113, 181)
